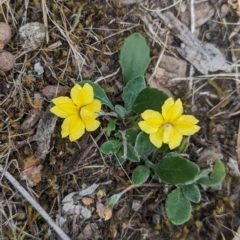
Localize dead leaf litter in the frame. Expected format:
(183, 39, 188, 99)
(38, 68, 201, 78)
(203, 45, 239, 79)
(0, 1, 240, 239)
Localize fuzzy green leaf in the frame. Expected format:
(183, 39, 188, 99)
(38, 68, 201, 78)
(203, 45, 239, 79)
(106, 119, 116, 137)
(125, 128, 139, 144)
(115, 105, 127, 119)
(125, 143, 139, 162)
(117, 143, 140, 164)
(134, 132, 155, 157)
(132, 165, 150, 185)
(154, 153, 199, 184)
(182, 184, 201, 203)
(166, 188, 192, 225)
(122, 76, 146, 111)
(132, 88, 169, 114)
(119, 33, 150, 83)
(197, 160, 226, 186)
(195, 169, 212, 181)
(106, 193, 121, 208)
(100, 140, 122, 154)
(116, 149, 127, 165)
(78, 80, 114, 110)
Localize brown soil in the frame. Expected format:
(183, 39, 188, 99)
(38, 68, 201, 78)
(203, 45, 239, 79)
(0, 0, 240, 239)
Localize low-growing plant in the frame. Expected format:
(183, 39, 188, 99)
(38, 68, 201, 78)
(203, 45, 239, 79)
(51, 33, 226, 225)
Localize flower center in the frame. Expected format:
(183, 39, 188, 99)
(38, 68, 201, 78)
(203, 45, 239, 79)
(163, 123, 172, 130)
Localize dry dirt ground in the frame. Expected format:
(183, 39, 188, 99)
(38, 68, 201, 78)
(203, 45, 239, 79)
(1, 0, 240, 239)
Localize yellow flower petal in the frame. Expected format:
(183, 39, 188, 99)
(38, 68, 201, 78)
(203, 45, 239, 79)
(162, 124, 183, 149)
(140, 110, 164, 130)
(69, 126, 85, 141)
(69, 114, 83, 134)
(70, 83, 94, 108)
(50, 106, 71, 118)
(173, 115, 200, 135)
(80, 108, 98, 125)
(138, 121, 159, 134)
(82, 99, 101, 113)
(83, 83, 94, 105)
(70, 84, 83, 107)
(141, 110, 164, 122)
(52, 96, 73, 106)
(61, 116, 72, 137)
(162, 98, 183, 122)
(161, 98, 174, 120)
(51, 97, 78, 117)
(149, 129, 164, 148)
(61, 114, 85, 141)
(176, 114, 199, 124)
(162, 124, 174, 143)
(168, 129, 183, 149)
(85, 119, 100, 131)
(69, 114, 85, 141)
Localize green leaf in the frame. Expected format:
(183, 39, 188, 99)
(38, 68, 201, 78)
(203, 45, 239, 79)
(122, 76, 146, 111)
(165, 188, 192, 225)
(119, 33, 150, 83)
(182, 184, 201, 203)
(134, 132, 155, 157)
(132, 88, 169, 114)
(154, 153, 199, 184)
(116, 149, 127, 165)
(126, 143, 139, 162)
(197, 160, 226, 186)
(194, 169, 212, 181)
(114, 132, 121, 139)
(106, 119, 116, 137)
(100, 140, 122, 154)
(132, 165, 150, 185)
(78, 80, 114, 110)
(125, 128, 139, 144)
(143, 156, 155, 168)
(117, 143, 140, 164)
(106, 193, 122, 208)
(115, 105, 127, 119)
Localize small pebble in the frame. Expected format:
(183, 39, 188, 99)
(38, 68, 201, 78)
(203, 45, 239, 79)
(0, 22, 12, 44)
(0, 50, 15, 71)
(131, 200, 141, 212)
(221, 4, 230, 18)
(34, 62, 44, 75)
(152, 214, 161, 224)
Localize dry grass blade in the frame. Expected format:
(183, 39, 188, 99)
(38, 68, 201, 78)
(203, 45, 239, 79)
(45, 2, 86, 78)
(232, 225, 240, 240)
(0, 1, 239, 239)
(0, 165, 71, 240)
(236, 121, 240, 164)
(41, 0, 49, 43)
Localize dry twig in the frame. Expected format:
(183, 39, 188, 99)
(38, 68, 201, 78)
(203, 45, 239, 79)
(0, 165, 71, 240)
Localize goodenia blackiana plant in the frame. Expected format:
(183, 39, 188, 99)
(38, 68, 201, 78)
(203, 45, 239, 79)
(70, 32, 226, 226)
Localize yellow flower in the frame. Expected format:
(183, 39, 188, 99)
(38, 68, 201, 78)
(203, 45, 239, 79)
(138, 98, 200, 149)
(50, 83, 101, 141)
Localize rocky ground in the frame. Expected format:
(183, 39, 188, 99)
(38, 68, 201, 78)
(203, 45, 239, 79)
(0, 0, 240, 239)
